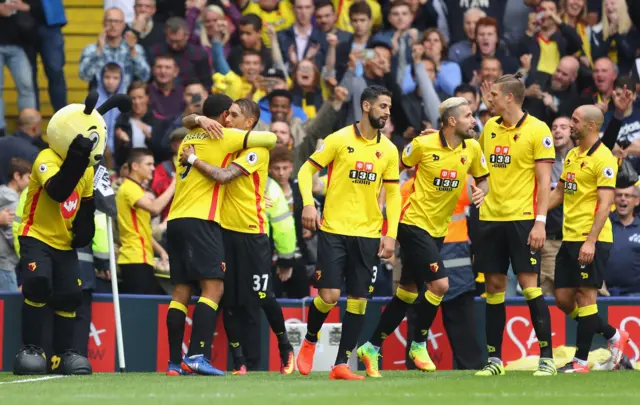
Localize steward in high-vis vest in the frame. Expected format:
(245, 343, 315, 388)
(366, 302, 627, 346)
(265, 177, 296, 270)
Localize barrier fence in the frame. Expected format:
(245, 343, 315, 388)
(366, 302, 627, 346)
(0, 293, 638, 372)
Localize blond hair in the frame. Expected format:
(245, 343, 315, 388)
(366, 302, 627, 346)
(199, 5, 228, 48)
(601, 0, 632, 39)
(494, 71, 526, 104)
(439, 97, 469, 126)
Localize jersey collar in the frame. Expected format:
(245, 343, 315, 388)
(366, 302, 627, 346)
(125, 176, 145, 190)
(586, 138, 602, 156)
(495, 111, 529, 129)
(353, 122, 381, 143)
(439, 129, 466, 149)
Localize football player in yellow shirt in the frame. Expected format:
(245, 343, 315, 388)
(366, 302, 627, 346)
(357, 98, 490, 377)
(164, 94, 277, 376)
(181, 98, 295, 375)
(116, 148, 174, 294)
(474, 73, 557, 377)
(549, 105, 629, 373)
(295, 85, 401, 380)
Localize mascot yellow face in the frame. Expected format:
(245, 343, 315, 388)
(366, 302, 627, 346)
(47, 92, 131, 167)
(47, 105, 107, 167)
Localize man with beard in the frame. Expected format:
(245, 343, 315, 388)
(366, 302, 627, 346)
(295, 85, 401, 380)
(548, 105, 629, 372)
(523, 56, 581, 126)
(474, 72, 557, 377)
(357, 97, 490, 377)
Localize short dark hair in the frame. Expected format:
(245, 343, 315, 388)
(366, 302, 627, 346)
(127, 81, 148, 95)
(234, 98, 261, 130)
(315, 0, 334, 11)
(239, 14, 262, 31)
(103, 63, 121, 76)
(389, 0, 412, 13)
(8, 157, 31, 179)
(242, 48, 263, 63)
(203, 94, 234, 118)
(349, 1, 371, 19)
(270, 145, 293, 164)
(154, 53, 177, 65)
(360, 85, 392, 109)
(165, 16, 188, 33)
(454, 83, 478, 98)
(127, 148, 153, 167)
(268, 89, 293, 102)
(614, 76, 637, 91)
(495, 72, 526, 104)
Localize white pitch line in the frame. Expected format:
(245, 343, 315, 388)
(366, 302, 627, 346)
(0, 375, 66, 385)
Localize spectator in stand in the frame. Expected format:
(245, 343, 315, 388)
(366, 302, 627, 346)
(227, 14, 273, 75)
(239, 0, 295, 48)
(290, 60, 329, 119)
(402, 29, 462, 97)
(128, 0, 164, 52)
(591, 0, 640, 77)
(470, 57, 503, 93)
(448, 8, 487, 64)
(315, 0, 351, 43)
(371, 1, 419, 87)
(151, 127, 187, 223)
(604, 77, 640, 156)
(186, 1, 241, 60)
(382, 0, 438, 32)
(581, 57, 618, 112)
(514, 1, 582, 85)
(150, 81, 208, 162)
(114, 82, 161, 169)
(523, 56, 582, 125)
(148, 17, 212, 90)
(97, 62, 127, 165)
(255, 87, 348, 172)
(0, 0, 36, 138)
(460, 17, 519, 83)
(0, 158, 30, 292)
(445, 0, 506, 45)
(212, 49, 265, 102)
(540, 116, 574, 296)
(24, 0, 67, 113)
(104, 0, 134, 23)
(148, 54, 184, 119)
(257, 68, 307, 123)
(278, 0, 328, 69)
(14, 108, 46, 150)
(332, 1, 373, 82)
(79, 8, 151, 91)
(606, 184, 640, 296)
(560, 0, 594, 67)
(331, 0, 382, 34)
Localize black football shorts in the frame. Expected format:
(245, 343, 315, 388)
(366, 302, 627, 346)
(554, 241, 612, 289)
(474, 220, 541, 275)
(397, 224, 446, 286)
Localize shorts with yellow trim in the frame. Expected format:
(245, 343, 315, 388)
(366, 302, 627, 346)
(220, 229, 272, 308)
(554, 241, 611, 289)
(315, 230, 379, 297)
(18, 236, 81, 296)
(474, 220, 541, 275)
(166, 218, 225, 284)
(397, 224, 446, 285)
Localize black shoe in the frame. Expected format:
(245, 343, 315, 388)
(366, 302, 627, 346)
(52, 350, 92, 375)
(13, 345, 47, 375)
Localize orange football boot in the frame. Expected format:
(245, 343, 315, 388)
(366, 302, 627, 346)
(296, 340, 316, 375)
(329, 364, 365, 380)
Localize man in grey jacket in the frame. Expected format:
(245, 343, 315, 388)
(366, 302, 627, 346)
(0, 158, 31, 291)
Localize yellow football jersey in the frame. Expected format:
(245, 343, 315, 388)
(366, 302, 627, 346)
(560, 140, 617, 242)
(305, 124, 399, 238)
(400, 131, 489, 238)
(116, 178, 153, 265)
(19, 149, 94, 251)
(220, 147, 270, 234)
(167, 128, 276, 223)
(478, 112, 556, 221)
(241, 0, 295, 48)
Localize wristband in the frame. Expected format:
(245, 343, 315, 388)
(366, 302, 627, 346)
(535, 215, 547, 224)
(187, 154, 199, 165)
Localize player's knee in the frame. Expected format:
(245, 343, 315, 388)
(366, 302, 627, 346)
(50, 290, 83, 313)
(517, 272, 538, 289)
(318, 288, 340, 305)
(172, 284, 192, 305)
(485, 274, 506, 293)
(200, 279, 224, 302)
(22, 276, 52, 304)
(429, 278, 449, 297)
(554, 288, 575, 312)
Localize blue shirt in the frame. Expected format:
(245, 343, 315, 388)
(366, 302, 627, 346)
(606, 213, 640, 295)
(602, 102, 640, 145)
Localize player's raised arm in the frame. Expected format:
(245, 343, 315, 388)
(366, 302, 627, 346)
(182, 114, 225, 139)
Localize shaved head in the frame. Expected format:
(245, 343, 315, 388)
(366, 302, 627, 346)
(579, 105, 604, 128)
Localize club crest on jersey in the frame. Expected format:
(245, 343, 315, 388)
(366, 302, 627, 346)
(61, 190, 80, 219)
(28, 262, 37, 272)
(460, 156, 467, 165)
(543, 136, 553, 148)
(581, 162, 587, 169)
(513, 133, 520, 142)
(430, 263, 439, 272)
(603, 166, 614, 179)
(221, 262, 226, 272)
(376, 151, 382, 159)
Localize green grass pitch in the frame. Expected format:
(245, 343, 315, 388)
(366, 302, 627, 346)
(1, 371, 639, 405)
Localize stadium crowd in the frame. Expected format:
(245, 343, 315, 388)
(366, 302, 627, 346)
(1, 0, 640, 370)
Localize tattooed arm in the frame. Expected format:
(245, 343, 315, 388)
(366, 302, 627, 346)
(180, 144, 244, 184)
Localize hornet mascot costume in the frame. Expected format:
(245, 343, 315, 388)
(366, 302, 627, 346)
(14, 92, 130, 375)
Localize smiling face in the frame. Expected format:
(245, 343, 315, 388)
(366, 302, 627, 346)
(47, 104, 108, 166)
(593, 58, 617, 94)
(565, 0, 585, 18)
(476, 24, 498, 56)
(240, 54, 263, 82)
(295, 60, 316, 88)
(615, 186, 639, 218)
(570, 108, 587, 138)
(225, 103, 255, 130)
(551, 117, 572, 148)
